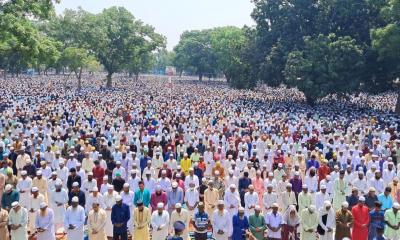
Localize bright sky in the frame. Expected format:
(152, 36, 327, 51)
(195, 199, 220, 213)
(55, 0, 255, 50)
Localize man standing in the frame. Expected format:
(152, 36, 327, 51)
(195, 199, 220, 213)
(88, 201, 107, 240)
(317, 201, 335, 240)
(300, 205, 318, 240)
(212, 200, 232, 240)
(351, 196, 370, 240)
(232, 207, 249, 240)
(184, 182, 199, 219)
(0, 206, 8, 240)
(369, 201, 385, 240)
(133, 181, 150, 207)
(265, 203, 283, 240)
(133, 200, 151, 240)
(64, 196, 85, 240)
(384, 202, 400, 240)
(224, 184, 240, 218)
(298, 184, 313, 212)
(32, 171, 48, 203)
(151, 202, 170, 240)
(111, 195, 130, 240)
(50, 181, 68, 233)
(170, 203, 190, 240)
(34, 202, 55, 240)
(333, 170, 347, 210)
(335, 201, 353, 240)
(8, 201, 28, 240)
(16, 170, 31, 209)
(204, 181, 219, 220)
(244, 185, 258, 217)
(248, 205, 266, 240)
(104, 185, 117, 238)
(167, 182, 184, 214)
(192, 202, 210, 240)
(28, 187, 45, 233)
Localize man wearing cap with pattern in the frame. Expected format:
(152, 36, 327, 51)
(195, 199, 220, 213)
(16, 170, 32, 209)
(49, 181, 68, 233)
(212, 200, 232, 240)
(28, 187, 45, 233)
(170, 203, 190, 240)
(151, 202, 170, 240)
(8, 201, 28, 240)
(64, 196, 85, 240)
(34, 202, 55, 240)
(133, 200, 151, 240)
(88, 200, 107, 240)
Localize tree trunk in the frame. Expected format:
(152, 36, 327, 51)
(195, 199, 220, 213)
(135, 73, 139, 81)
(199, 73, 203, 81)
(106, 72, 113, 88)
(77, 67, 83, 92)
(396, 92, 400, 115)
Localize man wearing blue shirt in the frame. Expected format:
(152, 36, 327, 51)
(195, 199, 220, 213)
(378, 187, 393, 210)
(306, 155, 320, 170)
(134, 181, 151, 207)
(369, 201, 385, 240)
(191, 202, 210, 240)
(111, 195, 130, 240)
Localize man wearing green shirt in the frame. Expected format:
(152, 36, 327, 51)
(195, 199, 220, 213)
(384, 202, 400, 239)
(249, 205, 266, 240)
(133, 181, 150, 207)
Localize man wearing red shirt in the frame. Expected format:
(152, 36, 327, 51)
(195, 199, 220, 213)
(92, 160, 105, 189)
(318, 160, 330, 186)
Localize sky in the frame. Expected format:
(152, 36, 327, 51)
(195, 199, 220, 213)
(55, 0, 255, 50)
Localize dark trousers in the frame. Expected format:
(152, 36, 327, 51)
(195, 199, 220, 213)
(113, 230, 128, 240)
(194, 232, 208, 240)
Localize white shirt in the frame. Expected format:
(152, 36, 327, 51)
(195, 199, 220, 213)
(315, 191, 331, 210)
(244, 192, 258, 210)
(151, 210, 170, 229)
(64, 205, 85, 230)
(184, 188, 199, 207)
(263, 192, 278, 211)
(265, 212, 283, 238)
(184, 175, 199, 189)
(212, 209, 232, 235)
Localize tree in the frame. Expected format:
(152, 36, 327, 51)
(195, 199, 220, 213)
(209, 26, 246, 82)
(284, 34, 364, 105)
(153, 49, 175, 75)
(85, 7, 164, 88)
(0, 0, 59, 75)
(174, 30, 218, 80)
(60, 47, 98, 91)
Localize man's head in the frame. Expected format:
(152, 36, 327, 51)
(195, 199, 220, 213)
(157, 202, 164, 214)
(115, 195, 122, 206)
(358, 196, 365, 207)
(71, 196, 79, 208)
(217, 200, 224, 211)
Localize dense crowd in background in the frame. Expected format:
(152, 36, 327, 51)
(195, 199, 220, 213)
(0, 74, 399, 240)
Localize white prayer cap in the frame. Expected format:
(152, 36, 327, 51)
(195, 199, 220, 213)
(229, 170, 234, 175)
(103, 176, 108, 180)
(238, 207, 245, 212)
(115, 195, 122, 201)
(40, 202, 47, 209)
(157, 202, 164, 208)
(286, 183, 292, 188)
(161, 170, 167, 174)
(342, 201, 349, 208)
(230, 184, 236, 189)
(11, 201, 19, 208)
(123, 183, 130, 188)
(359, 196, 366, 202)
(72, 182, 79, 187)
(175, 203, 182, 208)
(107, 184, 114, 190)
(156, 185, 162, 191)
(172, 182, 178, 188)
(5, 184, 12, 191)
(320, 185, 327, 190)
(217, 200, 224, 205)
(326, 175, 331, 180)
(393, 202, 400, 209)
(130, 169, 136, 174)
(72, 196, 79, 203)
(248, 185, 254, 190)
(87, 172, 93, 176)
(302, 184, 308, 189)
(31, 187, 39, 192)
(215, 170, 220, 175)
(267, 184, 273, 188)
(116, 161, 121, 165)
(36, 170, 42, 175)
(272, 203, 279, 208)
(52, 171, 57, 175)
(268, 172, 273, 177)
(92, 187, 98, 192)
(294, 171, 300, 176)
(21, 170, 27, 176)
(255, 205, 261, 211)
(278, 163, 283, 167)
(76, 163, 81, 167)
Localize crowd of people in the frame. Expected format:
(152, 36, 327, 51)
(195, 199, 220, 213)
(0, 74, 399, 240)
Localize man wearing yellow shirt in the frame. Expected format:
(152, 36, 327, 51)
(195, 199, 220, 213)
(180, 153, 192, 175)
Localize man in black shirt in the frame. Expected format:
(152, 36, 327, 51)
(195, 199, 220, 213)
(67, 168, 81, 192)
